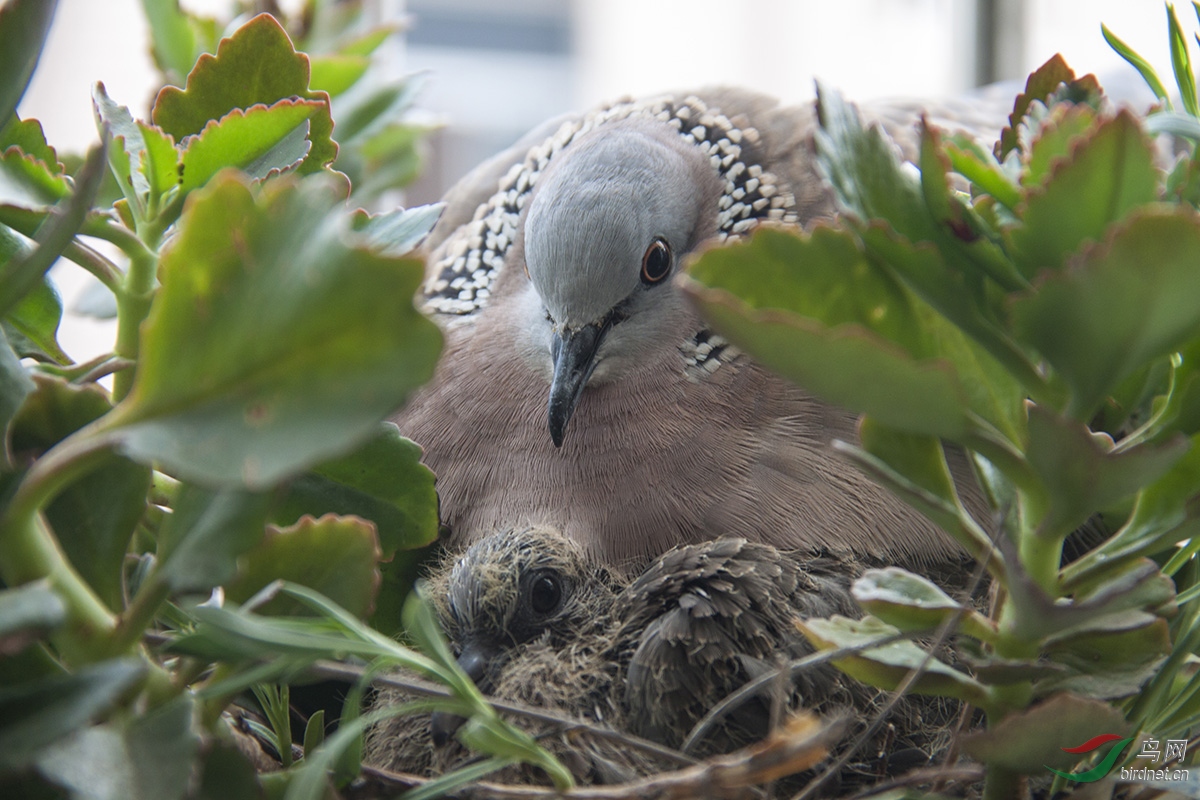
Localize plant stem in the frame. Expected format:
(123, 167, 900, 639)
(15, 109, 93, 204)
(110, 575, 171, 655)
(982, 763, 1024, 800)
(0, 426, 120, 663)
(84, 217, 161, 402)
(1, 513, 115, 664)
(64, 240, 123, 293)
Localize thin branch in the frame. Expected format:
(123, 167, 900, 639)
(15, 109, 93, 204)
(790, 552, 994, 800)
(682, 631, 918, 754)
(848, 763, 985, 798)
(352, 714, 844, 800)
(310, 659, 698, 769)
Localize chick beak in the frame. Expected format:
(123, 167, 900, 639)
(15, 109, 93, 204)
(547, 322, 609, 448)
(430, 641, 493, 747)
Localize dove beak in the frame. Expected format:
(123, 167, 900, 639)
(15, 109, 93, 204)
(430, 641, 494, 747)
(547, 321, 611, 448)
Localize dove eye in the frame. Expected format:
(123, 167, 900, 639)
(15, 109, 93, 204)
(527, 570, 565, 615)
(640, 237, 672, 285)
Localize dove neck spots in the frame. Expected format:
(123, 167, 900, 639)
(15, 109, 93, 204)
(423, 94, 800, 377)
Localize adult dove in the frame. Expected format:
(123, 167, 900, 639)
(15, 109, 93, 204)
(394, 87, 1007, 569)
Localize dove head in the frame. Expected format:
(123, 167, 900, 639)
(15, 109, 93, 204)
(430, 527, 615, 745)
(520, 120, 720, 446)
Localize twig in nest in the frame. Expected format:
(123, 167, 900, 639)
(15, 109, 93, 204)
(354, 712, 844, 800)
(682, 630, 915, 754)
(791, 543, 997, 800)
(847, 763, 985, 798)
(310, 658, 698, 768)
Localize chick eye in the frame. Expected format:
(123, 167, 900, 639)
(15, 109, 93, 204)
(640, 237, 672, 285)
(528, 571, 564, 615)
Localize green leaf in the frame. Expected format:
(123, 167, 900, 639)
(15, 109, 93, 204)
(101, 173, 442, 488)
(997, 54, 1099, 161)
(1103, 23, 1171, 105)
(1046, 616, 1171, 672)
(302, 709, 325, 758)
(1, 255, 69, 364)
(92, 83, 151, 217)
(9, 375, 151, 608)
(152, 14, 337, 176)
(275, 422, 436, 557)
(337, 26, 399, 58)
(194, 739, 260, 800)
(138, 121, 179, 203)
(1025, 405, 1191, 536)
(349, 203, 443, 257)
(1008, 110, 1158, 281)
(0, 141, 106, 319)
(944, 132, 1021, 211)
(179, 99, 321, 192)
(1066, 437, 1200, 584)
(225, 515, 380, 619)
(35, 695, 199, 800)
(852, 567, 997, 642)
(1169, 3, 1199, 117)
(308, 55, 370, 97)
(140, 0, 201, 83)
(1012, 209, 1200, 418)
(0, 117, 69, 204)
(814, 82, 937, 244)
(858, 419, 959, 506)
(333, 78, 422, 148)
(0, 658, 145, 771)
(1022, 104, 1099, 189)
(797, 615, 992, 708)
(0, 327, 35, 459)
(0, 0, 57, 128)
(0, 581, 65, 656)
(960, 692, 1129, 773)
(155, 485, 272, 594)
(682, 226, 972, 438)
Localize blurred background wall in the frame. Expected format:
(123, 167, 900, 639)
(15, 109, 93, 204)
(12, 0, 1179, 358)
(21, 0, 1174, 200)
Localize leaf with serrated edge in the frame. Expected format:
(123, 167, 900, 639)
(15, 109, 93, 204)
(1008, 110, 1157, 280)
(961, 692, 1129, 773)
(155, 485, 272, 594)
(101, 173, 442, 488)
(350, 203, 443, 257)
(275, 423, 437, 557)
(1025, 405, 1190, 536)
(1023, 104, 1098, 189)
(798, 615, 991, 707)
(1013, 209, 1200, 418)
(1, 260, 68, 364)
(815, 82, 937, 244)
(137, 121, 179, 201)
(180, 100, 318, 191)
(0, 117, 68, 203)
(225, 514, 381, 619)
(92, 82, 150, 212)
(683, 226, 972, 438)
(852, 567, 998, 641)
(153, 14, 336, 175)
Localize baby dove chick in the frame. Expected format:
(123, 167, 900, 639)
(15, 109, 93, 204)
(367, 527, 961, 792)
